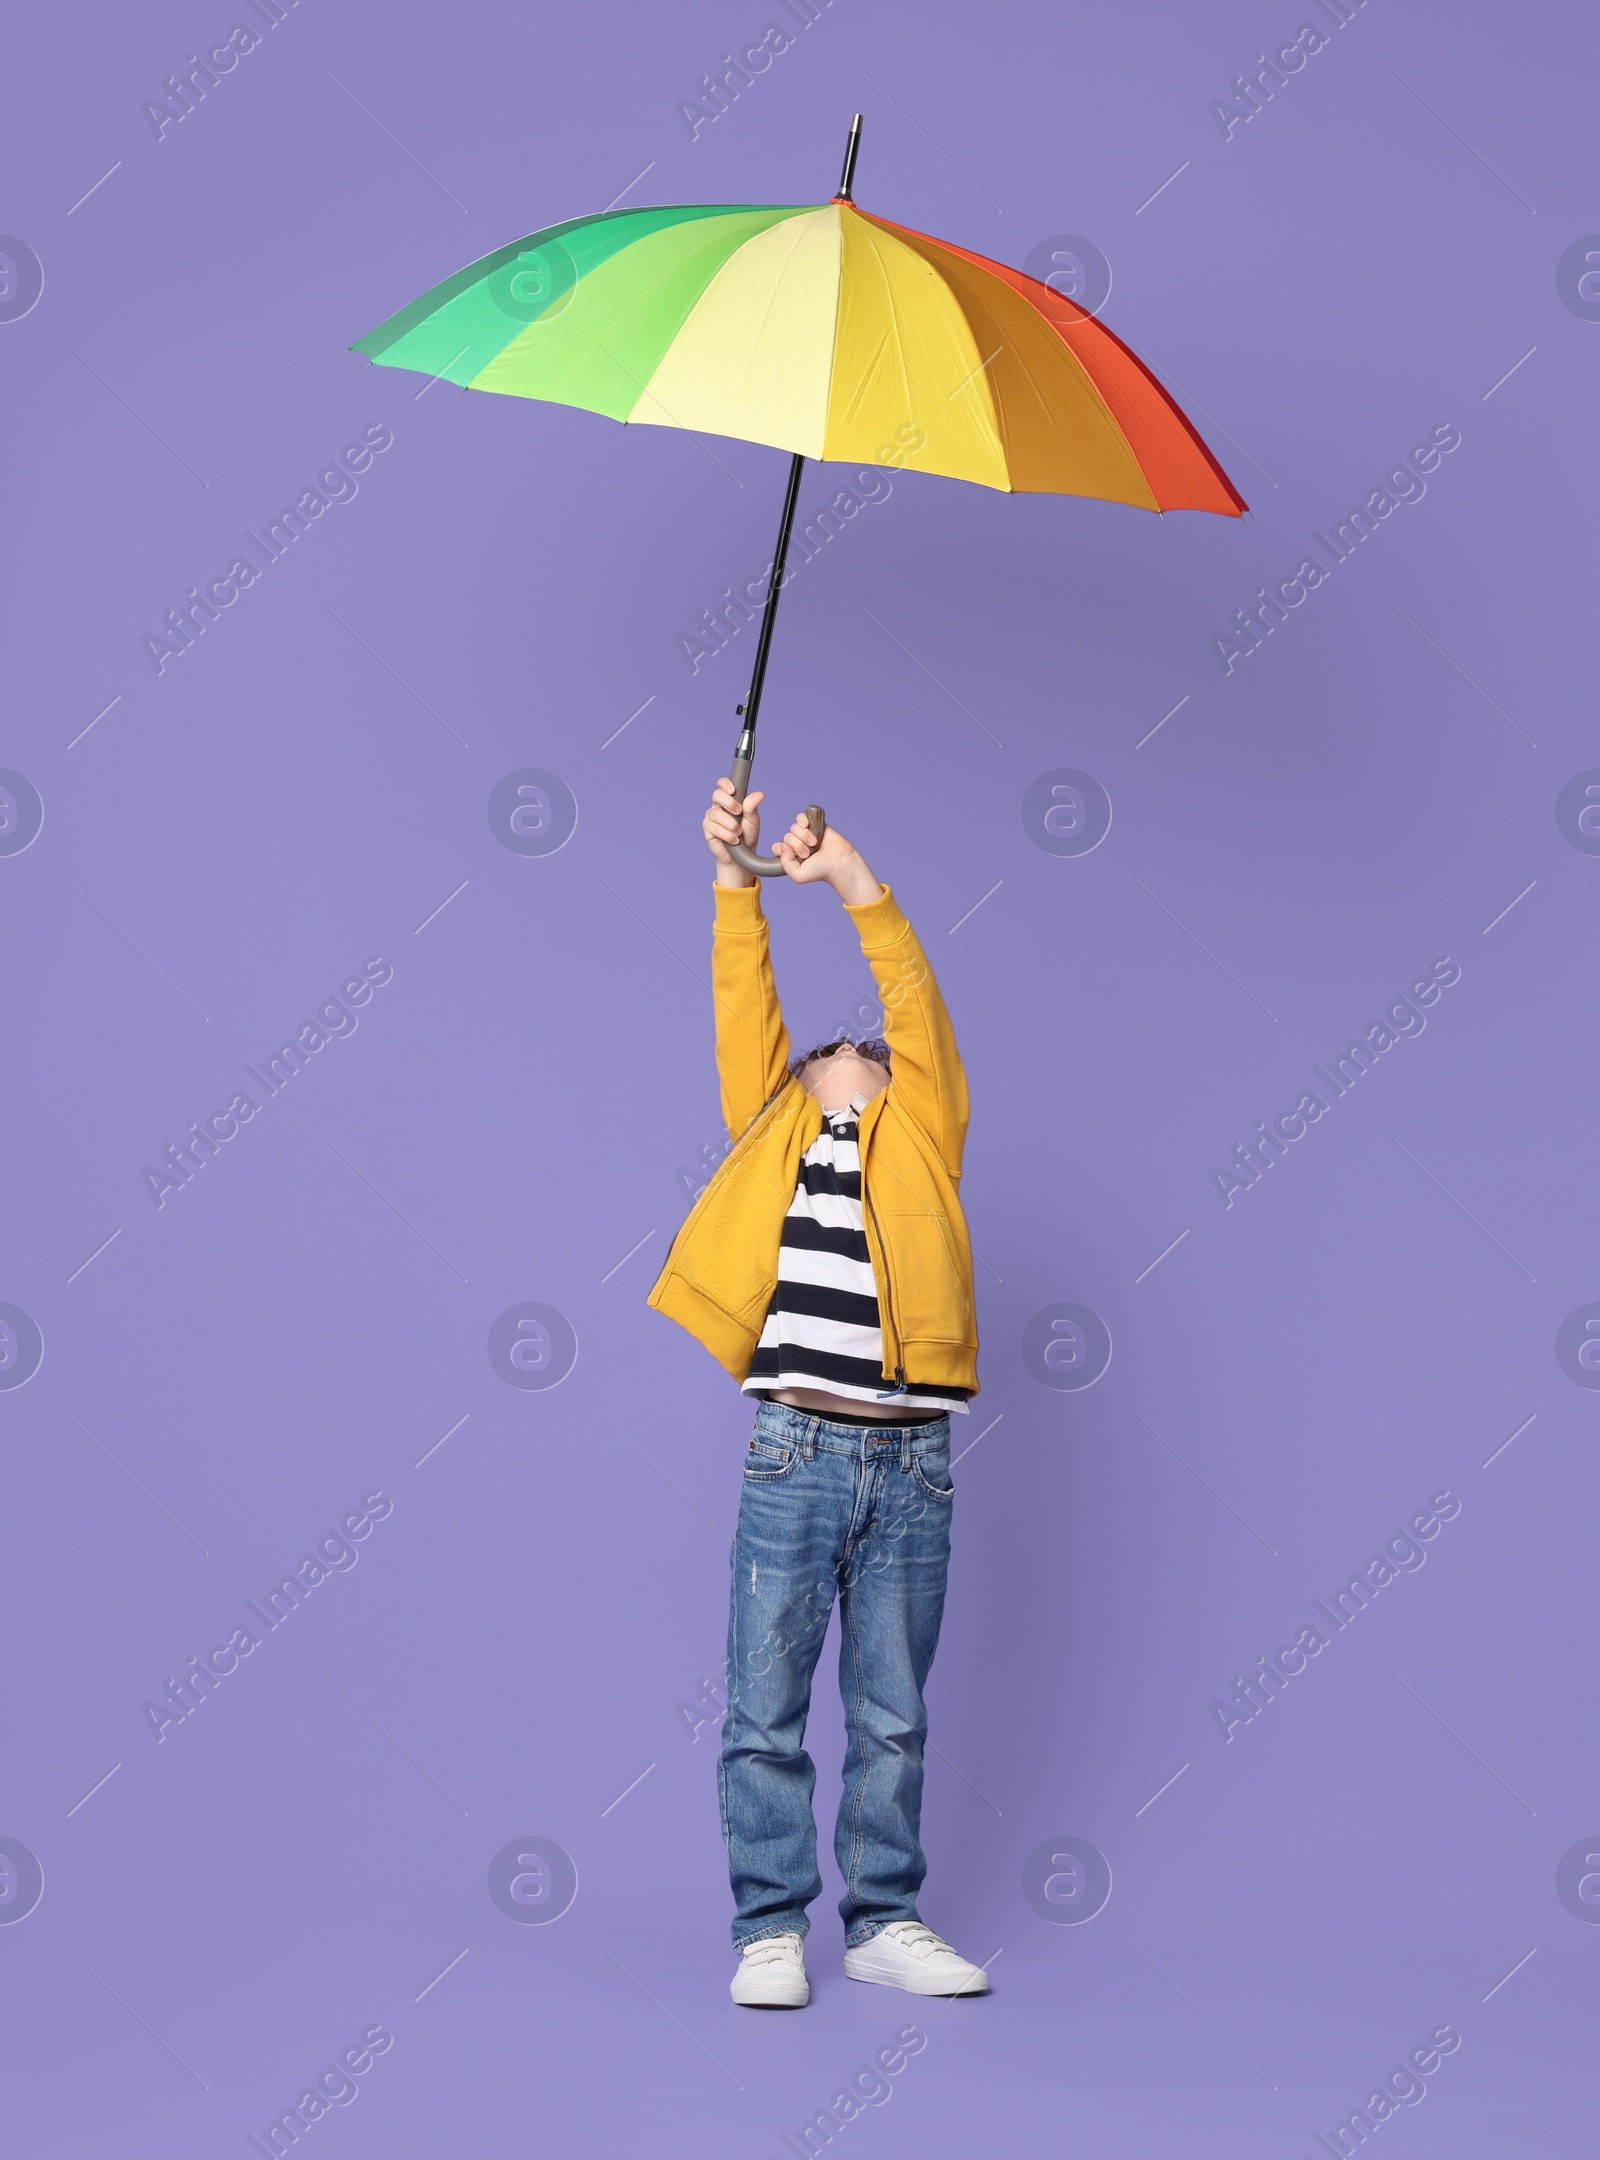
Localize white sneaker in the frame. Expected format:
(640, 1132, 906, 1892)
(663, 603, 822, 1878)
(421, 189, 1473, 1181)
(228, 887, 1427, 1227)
(843, 1921, 990, 1997)
(731, 1931, 810, 2007)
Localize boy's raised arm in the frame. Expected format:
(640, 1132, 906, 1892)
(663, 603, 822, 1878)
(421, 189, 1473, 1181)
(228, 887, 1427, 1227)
(705, 776, 792, 1139)
(766, 804, 969, 1179)
(842, 881, 968, 1177)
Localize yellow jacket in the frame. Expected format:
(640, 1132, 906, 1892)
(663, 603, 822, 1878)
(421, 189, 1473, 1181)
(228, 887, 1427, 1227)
(647, 879, 980, 1398)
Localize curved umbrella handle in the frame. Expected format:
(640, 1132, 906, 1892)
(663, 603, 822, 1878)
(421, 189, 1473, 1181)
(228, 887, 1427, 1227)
(726, 750, 826, 878)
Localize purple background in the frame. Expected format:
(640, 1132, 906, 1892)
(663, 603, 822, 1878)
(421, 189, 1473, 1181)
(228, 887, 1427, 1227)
(3, 0, 1596, 2151)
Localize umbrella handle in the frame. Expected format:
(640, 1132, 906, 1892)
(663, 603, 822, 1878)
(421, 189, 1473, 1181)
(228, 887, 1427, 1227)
(725, 749, 826, 878)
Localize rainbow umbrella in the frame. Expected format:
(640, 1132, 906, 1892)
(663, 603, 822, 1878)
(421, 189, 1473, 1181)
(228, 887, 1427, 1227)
(353, 118, 1245, 874)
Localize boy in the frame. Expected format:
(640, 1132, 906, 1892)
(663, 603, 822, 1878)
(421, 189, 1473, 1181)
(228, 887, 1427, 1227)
(647, 777, 987, 2007)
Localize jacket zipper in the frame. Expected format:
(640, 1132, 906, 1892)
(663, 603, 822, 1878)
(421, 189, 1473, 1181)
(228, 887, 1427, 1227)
(861, 1137, 906, 1390)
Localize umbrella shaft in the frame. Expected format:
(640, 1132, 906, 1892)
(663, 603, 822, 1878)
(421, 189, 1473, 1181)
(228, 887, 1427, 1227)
(736, 449, 806, 748)
(837, 112, 863, 202)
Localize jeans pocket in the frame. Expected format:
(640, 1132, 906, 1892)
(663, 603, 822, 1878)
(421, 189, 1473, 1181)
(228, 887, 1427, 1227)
(912, 1446, 954, 1500)
(744, 1437, 800, 1481)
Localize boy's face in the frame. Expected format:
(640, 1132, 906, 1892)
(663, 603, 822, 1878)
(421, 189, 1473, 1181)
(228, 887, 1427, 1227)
(799, 1048, 892, 1114)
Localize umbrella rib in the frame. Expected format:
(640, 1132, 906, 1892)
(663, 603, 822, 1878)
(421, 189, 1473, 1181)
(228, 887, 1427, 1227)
(946, 346, 1003, 400)
(732, 230, 803, 415)
(851, 220, 926, 465)
(489, 209, 792, 444)
(883, 218, 1152, 505)
(920, 265, 1004, 485)
(867, 221, 915, 451)
(854, 216, 1009, 487)
(1012, 324, 1153, 505)
(869, 210, 1217, 507)
(599, 342, 744, 489)
(690, 206, 837, 455)
(724, 208, 836, 456)
(1032, 292, 1247, 512)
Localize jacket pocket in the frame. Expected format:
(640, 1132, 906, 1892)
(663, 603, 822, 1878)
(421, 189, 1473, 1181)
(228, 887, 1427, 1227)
(879, 1209, 975, 1346)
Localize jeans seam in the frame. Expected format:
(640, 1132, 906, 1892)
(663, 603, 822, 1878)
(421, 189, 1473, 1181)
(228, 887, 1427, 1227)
(840, 1573, 870, 1922)
(719, 1543, 737, 1858)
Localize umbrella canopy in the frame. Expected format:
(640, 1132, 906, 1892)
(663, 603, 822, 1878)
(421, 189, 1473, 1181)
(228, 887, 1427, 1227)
(353, 199, 1245, 514)
(353, 124, 1246, 878)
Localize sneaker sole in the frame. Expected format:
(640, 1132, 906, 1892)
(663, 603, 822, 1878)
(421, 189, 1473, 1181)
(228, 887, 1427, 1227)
(730, 1982, 810, 2008)
(842, 1956, 988, 1997)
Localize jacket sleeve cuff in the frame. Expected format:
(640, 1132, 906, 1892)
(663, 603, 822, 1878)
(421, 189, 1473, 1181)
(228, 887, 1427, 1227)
(713, 880, 766, 931)
(841, 881, 911, 947)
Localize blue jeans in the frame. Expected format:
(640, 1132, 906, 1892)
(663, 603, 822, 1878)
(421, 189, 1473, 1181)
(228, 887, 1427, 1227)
(720, 1398, 955, 1949)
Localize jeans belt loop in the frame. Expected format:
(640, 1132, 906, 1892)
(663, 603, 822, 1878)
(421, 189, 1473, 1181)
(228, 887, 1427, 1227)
(803, 1417, 817, 1462)
(900, 1425, 913, 1474)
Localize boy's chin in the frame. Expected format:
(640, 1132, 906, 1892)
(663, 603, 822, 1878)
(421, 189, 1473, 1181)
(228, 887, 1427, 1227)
(812, 1074, 888, 1111)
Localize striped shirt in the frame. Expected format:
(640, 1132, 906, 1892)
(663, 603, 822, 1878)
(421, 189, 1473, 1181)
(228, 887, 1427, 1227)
(741, 1095, 971, 1416)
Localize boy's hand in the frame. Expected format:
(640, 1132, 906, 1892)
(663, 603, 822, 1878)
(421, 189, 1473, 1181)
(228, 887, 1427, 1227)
(775, 812, 882, 906)
(705, 777, 765, 887)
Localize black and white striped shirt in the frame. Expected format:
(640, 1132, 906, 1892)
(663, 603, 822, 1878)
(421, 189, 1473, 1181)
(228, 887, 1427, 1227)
(741, 1097, 971, 1415)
